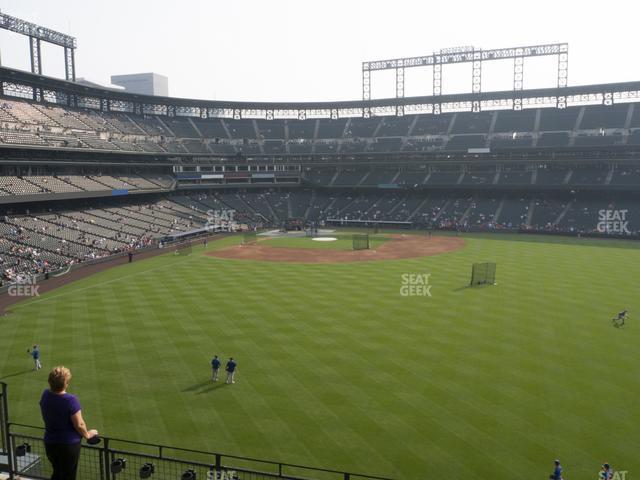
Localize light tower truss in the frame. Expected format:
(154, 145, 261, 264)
(362, 43, 569, 109)
(0, 11, 77, 81)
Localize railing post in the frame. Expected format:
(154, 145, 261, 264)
(100, 436, 110, 480)
(1, 382, 15, 480)
(344, 473, 351, 480)
(215, 453, 221, 474)
(7, 431, 15, 480)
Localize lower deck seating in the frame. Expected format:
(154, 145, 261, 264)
(1, 188, 639, 283)
(0, 196, 207, 283)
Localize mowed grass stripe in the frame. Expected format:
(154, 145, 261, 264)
(1, 234, 639, 479)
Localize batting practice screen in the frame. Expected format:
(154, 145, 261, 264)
(242, 231, 258, 245)
(173, 242, 192, 256)
(352, 234, 370, 250)
(470, 262, 496, 286)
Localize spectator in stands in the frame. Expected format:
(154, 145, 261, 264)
(225, 357, 237, 384)
(40, 366, 98, 480)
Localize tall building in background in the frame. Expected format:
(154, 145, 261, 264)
(110, 73, 168, 96)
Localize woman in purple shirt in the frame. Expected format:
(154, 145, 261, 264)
(39, 366, 98, 480)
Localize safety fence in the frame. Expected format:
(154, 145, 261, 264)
(0, 383, 393, 480)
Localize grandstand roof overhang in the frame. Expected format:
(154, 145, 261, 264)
(3, 67, 640, 119)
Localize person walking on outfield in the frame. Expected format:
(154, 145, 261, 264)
(225, 357, 237, 384)
(29, 345, 42, 370)
(211, 355, 221, 382)
(599, 463, 613, 480)
(612, 309, 628, 327)
(550, 459, 563, 480)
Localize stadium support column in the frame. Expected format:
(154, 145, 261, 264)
(362, 63, 371, 101)
(396, 63, 404, 98)
(432, 54, 442, 96)
(64, 46, 76, 81)
(557, 45, 568, 88)
(29, 37, 43, 101)
(29, 36, 42, 75)
(396, 62, 404, 116)
(472, 51, 482, 94)
(513, 54, 524, 90)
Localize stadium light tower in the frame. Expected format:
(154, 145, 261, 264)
(0, 10, 77, 81)
(362, 43, 569, 111)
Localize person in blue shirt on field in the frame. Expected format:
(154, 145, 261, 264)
(211, 355, 221, 382)
(549, 459, 563, 480)
(600, 463, 613, 480)
(29, 345, 42, 370)
(612, 309, 628, 327)
(225, 358, 237, 384)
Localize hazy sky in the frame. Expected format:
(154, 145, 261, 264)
(1, 0, 639, 102)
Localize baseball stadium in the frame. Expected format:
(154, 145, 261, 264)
(0, 6, 639, 480)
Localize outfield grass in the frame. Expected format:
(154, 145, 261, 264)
(260, 233, 389, 250)
(0, 233, 639, 479)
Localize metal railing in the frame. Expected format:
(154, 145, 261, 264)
(1, 382, 13, 474)
(1, 384, 393, 480)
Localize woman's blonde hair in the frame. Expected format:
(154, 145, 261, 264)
(48, 366, 71, 393)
